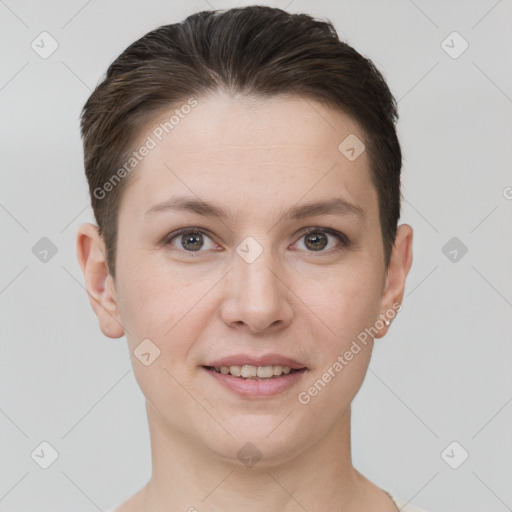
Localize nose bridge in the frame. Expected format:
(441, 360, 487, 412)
(235, 236, 280, 302)
(222, 235, 291, 332)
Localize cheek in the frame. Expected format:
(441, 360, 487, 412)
(116, 266, 199, 406)
(115, 256, 214, 373)
(295, 271, 381, 418)
(305, 263, 383, 343)
(116, 275, 167, 338)
(115, 251, 189, 334)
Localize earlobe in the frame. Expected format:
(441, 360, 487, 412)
(375, 224, 413, 339)
(76, 223, 125, 339)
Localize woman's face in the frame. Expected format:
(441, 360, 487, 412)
(102, 92, 410, 464)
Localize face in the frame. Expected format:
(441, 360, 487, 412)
(79, 91, 412, 466)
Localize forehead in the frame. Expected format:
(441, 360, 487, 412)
(163, 91, 365, 161)
(119, 91, 378, 222)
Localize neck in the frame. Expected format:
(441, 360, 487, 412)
(141, 400, 364, 512)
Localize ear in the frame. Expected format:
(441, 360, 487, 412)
(374, 224, 413, 339)
(76, 223, 125, 339)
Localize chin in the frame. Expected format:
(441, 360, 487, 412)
(201, 423, 306, 468)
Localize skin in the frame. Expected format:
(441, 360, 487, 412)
(77, 90, 413, 511)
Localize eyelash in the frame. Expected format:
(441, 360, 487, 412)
(164, 227, 350, 254)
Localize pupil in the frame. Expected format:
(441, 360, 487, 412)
(305, 232, 327, 251)
(182, 233, 203, 251)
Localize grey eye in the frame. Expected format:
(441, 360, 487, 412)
(181, 232, 204, 251)
(295, 229, 346, 252)
(303, 232, 328, 251)
(168, 231, 216, 252)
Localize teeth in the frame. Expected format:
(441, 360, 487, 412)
(241, 365, 257, 378)
(257, 366, 274, 378)
(229, 366, 242, 377)
(210, 364, 298, 379)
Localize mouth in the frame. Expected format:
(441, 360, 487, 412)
(201, 363, 309, 398)
(202, 364, 307, 380)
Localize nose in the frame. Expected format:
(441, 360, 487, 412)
(219, 245, 293, 334)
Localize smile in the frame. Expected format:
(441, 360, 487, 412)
(204, 364, 304, 379)
(202, 365, 308, 398)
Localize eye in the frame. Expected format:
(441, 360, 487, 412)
(164, 227, 350, 254)
(166, 229, 218, 252)
(294, 227, 349, 252)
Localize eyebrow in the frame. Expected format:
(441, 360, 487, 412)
(145, 195, 366, 222)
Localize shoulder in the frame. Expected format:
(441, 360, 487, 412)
(387, 493, 430, 512)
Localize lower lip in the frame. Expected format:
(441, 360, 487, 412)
(202, 367, 308, 398)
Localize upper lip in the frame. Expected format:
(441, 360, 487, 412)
(204, 354, 307, 370)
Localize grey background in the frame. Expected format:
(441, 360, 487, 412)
(1, 0, 511, 511)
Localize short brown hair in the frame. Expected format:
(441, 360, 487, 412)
(81, 5, 402, 278)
